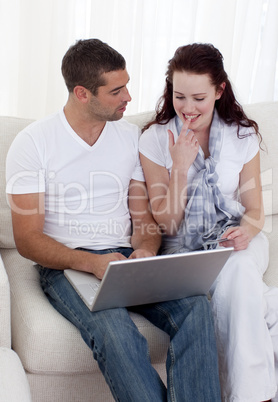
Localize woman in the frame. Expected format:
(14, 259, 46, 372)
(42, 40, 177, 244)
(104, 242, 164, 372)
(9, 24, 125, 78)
(139, 43, 278, 402)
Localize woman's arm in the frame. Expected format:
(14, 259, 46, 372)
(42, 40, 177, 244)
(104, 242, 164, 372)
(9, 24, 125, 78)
(128, 179, 161, 257)
(140, 122, 199, 235)
(223, 152, 265, 250)
(139, 153, 187, 235)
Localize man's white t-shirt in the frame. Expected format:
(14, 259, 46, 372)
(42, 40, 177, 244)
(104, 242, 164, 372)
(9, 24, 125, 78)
(6, 110, 144, 250)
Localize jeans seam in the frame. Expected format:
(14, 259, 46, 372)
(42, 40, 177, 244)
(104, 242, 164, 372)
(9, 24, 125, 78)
(49, 279, 124, 400)
(154, 304, 178, 402)
(41, 274, 96, 345)
(168, 343, 176, 402)
(42, 277, 121, 399)
(48, 281, 90, 329)
(95, 345, 120, 402)
(154, 304, 179, 332)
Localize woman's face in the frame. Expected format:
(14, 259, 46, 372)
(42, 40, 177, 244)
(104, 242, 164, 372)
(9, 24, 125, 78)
(172, 71, 224, 134)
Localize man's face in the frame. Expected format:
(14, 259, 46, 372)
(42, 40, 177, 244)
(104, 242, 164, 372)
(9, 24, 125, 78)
(88, 69, 132, 121)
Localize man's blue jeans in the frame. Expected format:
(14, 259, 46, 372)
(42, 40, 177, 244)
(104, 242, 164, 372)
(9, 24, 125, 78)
(38, 247, 221, 401)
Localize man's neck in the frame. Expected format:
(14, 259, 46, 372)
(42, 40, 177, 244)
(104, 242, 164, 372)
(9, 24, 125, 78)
(63, 103, 106, 147)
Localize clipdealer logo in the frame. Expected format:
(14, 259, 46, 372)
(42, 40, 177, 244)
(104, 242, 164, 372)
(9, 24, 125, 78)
(68, 218, 131, 239)
(6, 167, 274, 234)
(7, 169, 127, 218)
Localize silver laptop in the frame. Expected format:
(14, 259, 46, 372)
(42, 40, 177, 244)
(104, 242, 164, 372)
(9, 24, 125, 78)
(64, 247, 233, 312)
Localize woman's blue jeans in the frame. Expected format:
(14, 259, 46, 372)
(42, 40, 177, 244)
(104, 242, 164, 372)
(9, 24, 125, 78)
(38, 247, 221, 401)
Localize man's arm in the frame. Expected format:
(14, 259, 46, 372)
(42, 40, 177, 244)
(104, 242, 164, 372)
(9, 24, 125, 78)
(8, 193, 126, 279)
(127, 179, 161, 259)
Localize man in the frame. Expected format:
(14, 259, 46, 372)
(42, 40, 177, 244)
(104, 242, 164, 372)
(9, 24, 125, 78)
(6, 39, 221, 401)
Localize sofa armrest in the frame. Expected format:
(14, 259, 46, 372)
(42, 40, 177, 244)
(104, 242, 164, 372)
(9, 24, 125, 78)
(0, 254, 11, 348)
(0, 348, 32, 402)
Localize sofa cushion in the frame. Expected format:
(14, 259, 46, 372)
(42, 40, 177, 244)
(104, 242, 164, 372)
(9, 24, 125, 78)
(124, 110, 154, 128)
(0, 116, 34, 248)
(1, 248, 168, 375)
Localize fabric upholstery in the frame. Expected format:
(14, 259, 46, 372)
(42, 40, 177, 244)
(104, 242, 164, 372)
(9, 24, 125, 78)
(0, 256, 31, 401)
(0, 255, 11, 348)
(0, 116, 33, 248)
(0, 348, 32, 402)
(0, 102, 277, 401)
(244, 102, 278, 216)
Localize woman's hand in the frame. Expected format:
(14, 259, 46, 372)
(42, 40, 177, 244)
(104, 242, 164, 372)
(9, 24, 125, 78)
(221, 226, 250, 251)
(168, 120, 199, 171)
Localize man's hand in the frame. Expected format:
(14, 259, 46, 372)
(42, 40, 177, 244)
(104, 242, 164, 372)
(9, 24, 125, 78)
(90, 248, 156, 280)
(88, 252, 127, 280)
(128, 248, 156, 260)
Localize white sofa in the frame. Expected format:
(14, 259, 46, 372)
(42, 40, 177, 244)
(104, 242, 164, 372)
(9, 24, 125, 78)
(0, 101, 277, 402)
(0, 256, 32, 401)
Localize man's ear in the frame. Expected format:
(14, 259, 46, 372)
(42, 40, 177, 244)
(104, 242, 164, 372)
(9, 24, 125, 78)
(216, 82, 226, 100)
(73, 86, 90, 103)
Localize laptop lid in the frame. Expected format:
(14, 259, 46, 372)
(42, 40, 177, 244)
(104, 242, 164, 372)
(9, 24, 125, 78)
(64, 247, 233, 312)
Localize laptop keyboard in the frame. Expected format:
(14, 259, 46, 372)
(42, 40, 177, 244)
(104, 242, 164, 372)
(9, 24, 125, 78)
(79, 282, 100, 302)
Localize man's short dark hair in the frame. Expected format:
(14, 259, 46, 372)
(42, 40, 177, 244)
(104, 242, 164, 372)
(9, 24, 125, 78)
(61, 39, 126, 95)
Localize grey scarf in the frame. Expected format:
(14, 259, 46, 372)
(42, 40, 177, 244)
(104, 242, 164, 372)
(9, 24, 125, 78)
(161, 110, 245, 254)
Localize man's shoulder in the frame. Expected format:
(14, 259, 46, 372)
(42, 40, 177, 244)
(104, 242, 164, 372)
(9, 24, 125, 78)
(9, 111, 64, 156)
(21, 111, 62, 135)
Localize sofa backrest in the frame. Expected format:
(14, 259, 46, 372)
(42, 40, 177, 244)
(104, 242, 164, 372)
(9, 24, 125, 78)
(1, 101, 277, 249)
(243, 102, 278, 217)
(0, 117, 34, 248)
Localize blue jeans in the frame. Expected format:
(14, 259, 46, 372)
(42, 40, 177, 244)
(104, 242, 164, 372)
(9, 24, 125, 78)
(38, 247, 221, 401)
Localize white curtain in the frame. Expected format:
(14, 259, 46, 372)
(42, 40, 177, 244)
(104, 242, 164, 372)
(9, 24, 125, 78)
(0, 0, 277, 120)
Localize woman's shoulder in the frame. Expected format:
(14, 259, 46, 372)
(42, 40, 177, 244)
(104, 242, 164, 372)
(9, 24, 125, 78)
(144, 118, 175, 132)
(221, 120, 259, 163)
(139, 118, 176, 168)
(223, 120, 258, 143)
(141, 118, 176, 141)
